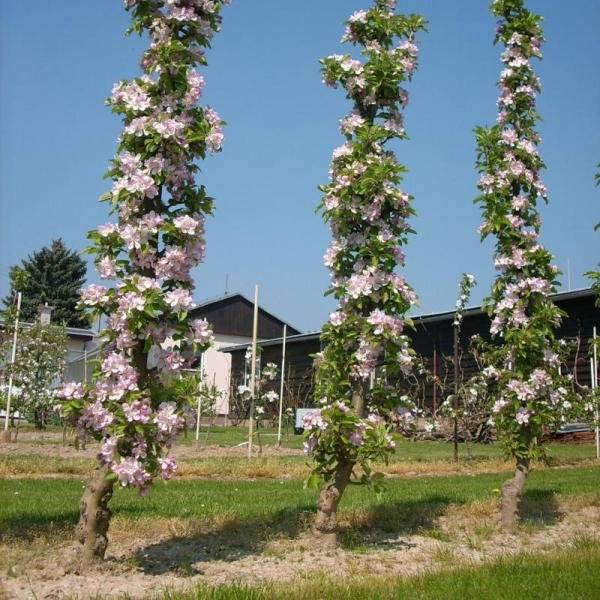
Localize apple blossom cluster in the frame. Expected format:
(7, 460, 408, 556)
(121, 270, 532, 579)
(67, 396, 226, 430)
(308, 1, 426, 480)
(237, 357, 279, 419)
(302, 403, 395, 461)
(453, 274, 476, 328)
(474, 0, 580, 453)
(58, 0, 231, 492)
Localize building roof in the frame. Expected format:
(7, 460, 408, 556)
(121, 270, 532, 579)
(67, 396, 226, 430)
(0, 318, 97, 342)
(190, 292, 302, 338)
(220, 287, 598, 353)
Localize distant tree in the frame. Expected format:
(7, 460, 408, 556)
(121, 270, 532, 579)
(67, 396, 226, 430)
(0, 319, 68, 431)
(3, 239, 90, 328)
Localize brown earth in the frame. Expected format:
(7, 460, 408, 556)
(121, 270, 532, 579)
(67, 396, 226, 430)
(1, 430, 599, 600)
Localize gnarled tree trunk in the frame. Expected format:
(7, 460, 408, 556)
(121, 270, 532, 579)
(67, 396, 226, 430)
(500, 454, 530, 533)
(312, 380, 367, 548)
(77, 466, 115, 571)
(312, 458, 353, 549)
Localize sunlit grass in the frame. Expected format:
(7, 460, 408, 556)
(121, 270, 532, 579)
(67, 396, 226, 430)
(144, 540, 600, 600)
(1, 427, 597, 479)
(2, 465, 599, 542)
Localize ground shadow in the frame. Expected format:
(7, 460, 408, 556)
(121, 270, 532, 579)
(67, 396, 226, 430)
(519, 488, 561, 526)
(130, 504, 316, 576)
(0, 511, 78, 542)
(130, 496, 454, 575)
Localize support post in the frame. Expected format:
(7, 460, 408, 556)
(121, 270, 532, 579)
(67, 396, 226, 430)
(453, 325, 459, 463)
(593, 327, 598, 461)
(248, 285, 259, 459)
(277, 325, 287, 447)
(3, 292, 22, 443)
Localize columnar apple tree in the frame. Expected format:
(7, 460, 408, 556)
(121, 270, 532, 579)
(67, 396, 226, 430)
(58, 0, 230, 568)
(474, 0, 578, 532)
(305, 0, 426, 547)
(1, 319, 68, 432)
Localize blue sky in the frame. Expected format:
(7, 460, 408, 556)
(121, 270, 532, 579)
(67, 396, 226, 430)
(1, 1, 598, 333)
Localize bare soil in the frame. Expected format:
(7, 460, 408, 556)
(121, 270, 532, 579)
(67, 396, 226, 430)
(1, 430, 599, 600)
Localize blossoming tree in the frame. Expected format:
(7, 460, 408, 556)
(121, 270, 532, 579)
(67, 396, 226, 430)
(305, 0, 426, 547)
(58, 0, 230, 569)
(1, 319, 67, 432)
(474, 0, 578, 532)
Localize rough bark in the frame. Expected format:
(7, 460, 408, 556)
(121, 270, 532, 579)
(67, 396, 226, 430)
(77, 466, 115, 572)
(500, 454, 530, 533)
(312, 380, 367, 548)
(312, 458, 354, 549)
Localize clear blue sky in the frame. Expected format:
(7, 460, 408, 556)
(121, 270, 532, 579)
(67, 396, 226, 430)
(1, 1, 598, 333)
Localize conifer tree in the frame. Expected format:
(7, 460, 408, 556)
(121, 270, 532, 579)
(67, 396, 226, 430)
(3, 239, 89, 328)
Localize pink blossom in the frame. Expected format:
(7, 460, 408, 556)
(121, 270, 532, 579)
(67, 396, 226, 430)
(190, 318, 213, 345)
(158, 454, 178, 480)
(173, 214, 201, 235)
(122, 399, 153, 424)
(164, 288, 194, 312)
(97, 436, 119, 465)
(81, 400, 115, 432)
(112, 456, 152, 487)
(56, 381, 85, 400)
(80, 284, 110, 307)
(303, 409, 327, 431)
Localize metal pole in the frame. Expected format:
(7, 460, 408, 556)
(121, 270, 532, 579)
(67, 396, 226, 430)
(432, 348, 437, 417)
(248, 285, 259, 459)
(453, 325, 459, 463)
(195, 354, 205, 442)
(593, 327, 598, 460)
(3, 292, 22, 442)
(277, 325, 287, 447)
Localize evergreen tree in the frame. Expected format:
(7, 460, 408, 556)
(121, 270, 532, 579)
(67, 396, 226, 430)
(3, 239, 90, 328)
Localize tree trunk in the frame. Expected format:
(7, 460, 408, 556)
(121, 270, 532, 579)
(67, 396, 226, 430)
(465, 428, 473, 460)
(312, 380, 367, 548)
(312, 458, 353, 549)
(35, 409, 45, 430)
(500, 454, 530, 533)
(77, 466, 115, 572)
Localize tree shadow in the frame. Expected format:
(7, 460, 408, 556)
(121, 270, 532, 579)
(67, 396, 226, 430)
(519, 488, 562, 527)
(130, 504, 316, 576)
(129, 496, 455, 575)
(0, 510, 78, 542)
(337, 495, 454, 549)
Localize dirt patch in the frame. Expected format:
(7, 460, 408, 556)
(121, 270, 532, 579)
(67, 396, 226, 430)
(2, 504, 599, 600)
(0, 429, 304, 461)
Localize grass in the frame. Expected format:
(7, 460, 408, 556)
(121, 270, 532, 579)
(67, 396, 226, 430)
(1, 425, 597, 479)
(1, 450, 599, 599)
(154, 540, 600, 599)
(2, 465, 599, 541)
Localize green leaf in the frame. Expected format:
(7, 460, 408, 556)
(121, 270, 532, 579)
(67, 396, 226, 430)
(305, 473, 322, 490)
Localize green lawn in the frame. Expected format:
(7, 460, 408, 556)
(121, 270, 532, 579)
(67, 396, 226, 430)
(2, 465, 599, 540)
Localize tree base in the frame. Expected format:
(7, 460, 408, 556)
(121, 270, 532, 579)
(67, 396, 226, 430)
(312, 460, 353, 549)
(1, 430, 12, 443)
(500, 458, 530, 533)
(77, 467, 115, 572)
